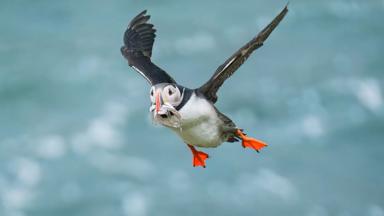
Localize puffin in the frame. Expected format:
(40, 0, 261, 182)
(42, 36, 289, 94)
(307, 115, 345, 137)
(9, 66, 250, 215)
(121, 6, 288, 168)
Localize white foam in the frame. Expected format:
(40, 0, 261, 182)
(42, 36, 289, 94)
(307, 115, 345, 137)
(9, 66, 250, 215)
(36, 135, 66, 159)
(71, 101, 129, 153)
(87, 119, 120, 147)
(89, 152, 155, 179)
(356, 79, 383, 112)
(302, 115, 325, 138)
(236, 168, 298, 202)
(122, 192, 148, 216)
(368, 205, 384, 216)
(12, 158, 41, 187)
(4, 210, 26, 216)
(2, 187, 31, 210)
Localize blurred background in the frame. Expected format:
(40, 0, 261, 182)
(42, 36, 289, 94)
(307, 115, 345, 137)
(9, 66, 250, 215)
(1, 0, 383, 215)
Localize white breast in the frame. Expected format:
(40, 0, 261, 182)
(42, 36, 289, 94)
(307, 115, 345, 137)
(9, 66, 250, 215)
(172, 92, 225, 148)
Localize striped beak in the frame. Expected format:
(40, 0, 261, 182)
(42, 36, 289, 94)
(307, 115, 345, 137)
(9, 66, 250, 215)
(155, 91, 163, 113)
(152, 90, 181, 128)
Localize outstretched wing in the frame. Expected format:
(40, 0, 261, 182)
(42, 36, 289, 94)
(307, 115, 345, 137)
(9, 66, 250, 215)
(121, 10, 176, 85)
(198, 6, 288, 103)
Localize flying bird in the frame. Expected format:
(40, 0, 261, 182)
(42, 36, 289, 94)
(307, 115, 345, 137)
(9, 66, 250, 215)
(121, 6, 288, 168)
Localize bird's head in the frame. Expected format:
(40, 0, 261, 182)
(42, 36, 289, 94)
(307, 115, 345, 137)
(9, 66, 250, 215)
(149, 83, 183, 128)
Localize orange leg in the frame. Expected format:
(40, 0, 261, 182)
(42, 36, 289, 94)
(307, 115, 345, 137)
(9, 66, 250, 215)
(187, 144, 209, 168)
(236, 129, 267, 152)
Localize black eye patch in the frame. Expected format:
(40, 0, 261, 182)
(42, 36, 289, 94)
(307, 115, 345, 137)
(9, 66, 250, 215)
(168, 88, 173, 95)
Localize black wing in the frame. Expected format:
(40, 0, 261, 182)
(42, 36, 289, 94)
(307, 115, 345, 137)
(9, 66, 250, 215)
(198, 6, 288, 103)
(121, 10, 176, 85)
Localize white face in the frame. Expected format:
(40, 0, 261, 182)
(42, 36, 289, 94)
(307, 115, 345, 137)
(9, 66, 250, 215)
(149, 84, 182, 107)
(149, 84, 183, 128)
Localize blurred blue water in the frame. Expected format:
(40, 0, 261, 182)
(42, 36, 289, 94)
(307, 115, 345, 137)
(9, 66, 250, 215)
(1, 0, 384, 216)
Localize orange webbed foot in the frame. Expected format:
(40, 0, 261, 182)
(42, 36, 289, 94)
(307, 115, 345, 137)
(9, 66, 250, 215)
(236, 129, 267, 152)
(187, 144, 209, 168)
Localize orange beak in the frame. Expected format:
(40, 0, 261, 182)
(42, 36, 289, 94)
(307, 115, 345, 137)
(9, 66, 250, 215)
(155, 92, 161, 113)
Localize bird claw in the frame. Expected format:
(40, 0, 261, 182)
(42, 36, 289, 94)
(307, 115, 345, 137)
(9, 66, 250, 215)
(236, 129, 267, 152)
(192, 151, 209, 168)
(187, 144, 209, 168)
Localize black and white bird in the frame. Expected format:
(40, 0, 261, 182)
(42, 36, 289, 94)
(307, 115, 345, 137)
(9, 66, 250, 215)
(121, 6, 288, 167)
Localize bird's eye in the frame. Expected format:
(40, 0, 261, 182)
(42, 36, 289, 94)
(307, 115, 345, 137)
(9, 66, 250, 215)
(162, 85, 181, 106)
(149, 87, 156, 103)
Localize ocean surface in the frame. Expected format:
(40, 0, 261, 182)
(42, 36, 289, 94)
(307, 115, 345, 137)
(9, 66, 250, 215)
(1, 0, 383, 216)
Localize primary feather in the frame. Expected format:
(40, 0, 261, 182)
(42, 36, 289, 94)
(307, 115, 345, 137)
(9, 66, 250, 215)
(198, 6, 288, 103)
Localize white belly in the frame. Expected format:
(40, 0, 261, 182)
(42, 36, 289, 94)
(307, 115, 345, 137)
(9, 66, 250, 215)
(172, 93, 225, 148)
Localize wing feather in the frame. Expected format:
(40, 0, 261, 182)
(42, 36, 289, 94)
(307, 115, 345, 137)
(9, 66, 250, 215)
(198, 6, 288, 103)
(121, 10, 176, 85)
